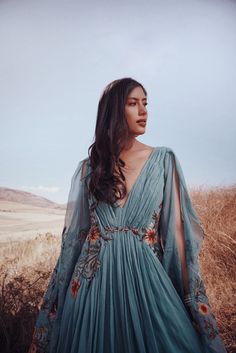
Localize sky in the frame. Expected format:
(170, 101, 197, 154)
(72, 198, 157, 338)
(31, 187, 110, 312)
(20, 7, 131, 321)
(0, 0, 235, 204)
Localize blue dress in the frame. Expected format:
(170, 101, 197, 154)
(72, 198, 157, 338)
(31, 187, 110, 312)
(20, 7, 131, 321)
(29, 146, 227, 353)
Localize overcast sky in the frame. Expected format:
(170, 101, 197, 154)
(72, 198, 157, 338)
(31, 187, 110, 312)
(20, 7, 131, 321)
(0, 0, 235, 204)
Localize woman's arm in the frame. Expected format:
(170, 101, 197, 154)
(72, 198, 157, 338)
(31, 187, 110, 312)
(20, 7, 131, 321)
(28, 158, 91, 353)
(158, 147, 227, 353)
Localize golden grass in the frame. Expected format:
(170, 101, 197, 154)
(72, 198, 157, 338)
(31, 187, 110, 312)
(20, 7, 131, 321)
(0, 186, 235, 352)
(190, 185, 236, 352)
(0, 233, 61, 353)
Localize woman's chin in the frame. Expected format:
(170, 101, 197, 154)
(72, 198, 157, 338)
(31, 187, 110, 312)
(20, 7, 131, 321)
(134, 131, 145, 137)
(137, 127, 146, 134)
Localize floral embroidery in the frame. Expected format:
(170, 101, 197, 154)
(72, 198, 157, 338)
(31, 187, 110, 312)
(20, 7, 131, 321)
(87, 225, 100, 242)
(70, 206, 113, 298)
(71, 278, 80, 298)
(105, 201, 164, 262)
(189, 274, 220, 340)
(198, 302, 209, 315)
(142, 228, 156, 245)
(141, 202, 164, 261)
(104, 225, 140, 234)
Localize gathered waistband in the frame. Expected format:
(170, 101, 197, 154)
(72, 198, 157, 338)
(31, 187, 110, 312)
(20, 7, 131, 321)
(103, 225, 141, 235)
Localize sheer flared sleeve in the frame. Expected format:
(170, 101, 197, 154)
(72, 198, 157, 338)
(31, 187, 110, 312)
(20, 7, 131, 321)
(159, 148, 227, 353)
(28, 158, 91, 353)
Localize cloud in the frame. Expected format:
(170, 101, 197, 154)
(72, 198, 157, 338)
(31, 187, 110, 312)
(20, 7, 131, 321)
(20, 185, 60, 193)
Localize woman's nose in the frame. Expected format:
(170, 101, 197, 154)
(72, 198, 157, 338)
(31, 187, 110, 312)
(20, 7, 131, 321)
(139, 106, 147, 115)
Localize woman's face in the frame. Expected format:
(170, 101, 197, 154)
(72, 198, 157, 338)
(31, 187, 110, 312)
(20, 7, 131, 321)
(124, 86, 148, 137)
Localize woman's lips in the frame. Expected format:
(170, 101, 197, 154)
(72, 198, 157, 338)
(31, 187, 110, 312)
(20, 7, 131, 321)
(137, 121, 146, 126)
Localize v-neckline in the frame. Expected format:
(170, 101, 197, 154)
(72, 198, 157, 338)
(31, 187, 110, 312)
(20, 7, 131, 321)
(114, 146, 157, 210)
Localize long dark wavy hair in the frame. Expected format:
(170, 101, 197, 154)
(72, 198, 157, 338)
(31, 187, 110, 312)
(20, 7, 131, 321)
(87, 77, 147, 209)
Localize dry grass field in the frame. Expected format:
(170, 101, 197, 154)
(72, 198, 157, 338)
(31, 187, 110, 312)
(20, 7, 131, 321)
(0, 186, 235, 353)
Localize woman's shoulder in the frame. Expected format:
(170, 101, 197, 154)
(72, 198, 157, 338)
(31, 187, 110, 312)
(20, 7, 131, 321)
(80, 157, 91, 178)
(162, 147, 181, 166)
(153, 145, 176, 156)
(70, 157, 91, 182)
(154, 146, 179, 170)
(161, 145, 175, 153)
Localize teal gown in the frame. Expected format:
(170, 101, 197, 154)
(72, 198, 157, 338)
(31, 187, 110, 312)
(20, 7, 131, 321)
(28, 146, 227, 353)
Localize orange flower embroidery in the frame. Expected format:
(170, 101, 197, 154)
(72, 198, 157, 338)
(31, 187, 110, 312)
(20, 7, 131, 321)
(87, 226, 100, 243)
(198, 302, 209, 315)
(71, 278, 80, 298)
(143, 228, 157, 245)
(141, 204, 163, 263)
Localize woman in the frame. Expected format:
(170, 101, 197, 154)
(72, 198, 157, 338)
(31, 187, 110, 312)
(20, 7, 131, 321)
(29, 78, 227, 353)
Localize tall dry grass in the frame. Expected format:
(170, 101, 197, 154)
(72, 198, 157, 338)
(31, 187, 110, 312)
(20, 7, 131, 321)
(190, 185, 236, 352)
(0, 186, 235, 353)
(0, 233, 60, 353)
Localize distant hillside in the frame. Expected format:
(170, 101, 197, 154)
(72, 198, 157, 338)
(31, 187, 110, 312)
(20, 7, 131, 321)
(0, 187, 66, 209)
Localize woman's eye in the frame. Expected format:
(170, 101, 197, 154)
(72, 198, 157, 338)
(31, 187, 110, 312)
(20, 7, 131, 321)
(129, 102, 148, 106)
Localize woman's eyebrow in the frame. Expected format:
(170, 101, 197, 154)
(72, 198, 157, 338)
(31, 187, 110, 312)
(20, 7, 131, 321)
(127, 97, 147, 100)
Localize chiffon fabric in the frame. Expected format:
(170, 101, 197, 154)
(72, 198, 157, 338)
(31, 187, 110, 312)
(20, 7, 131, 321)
(29, 146, 227, 353)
